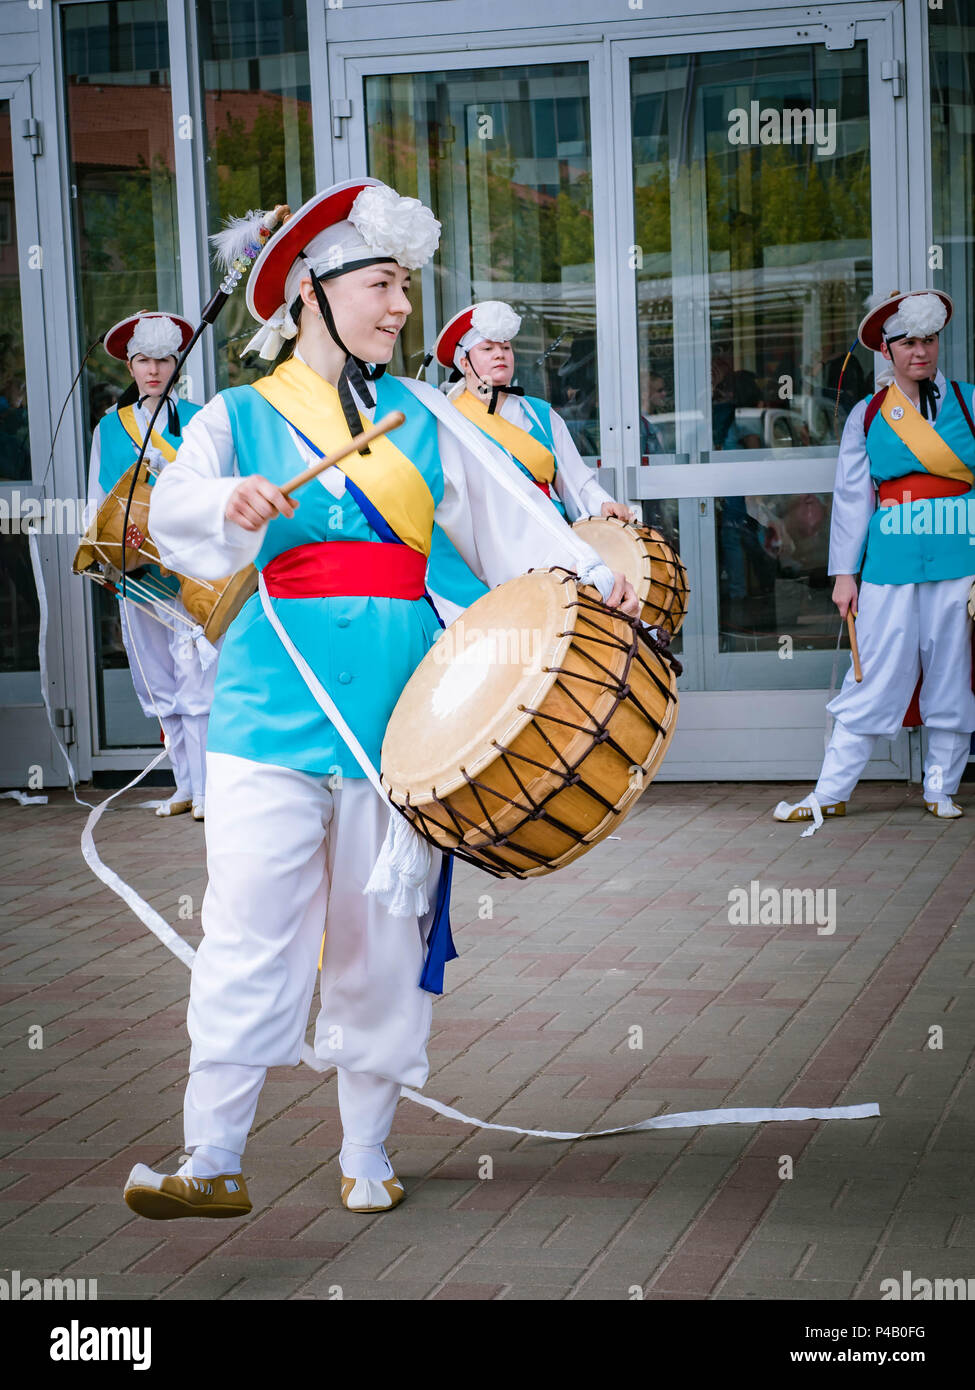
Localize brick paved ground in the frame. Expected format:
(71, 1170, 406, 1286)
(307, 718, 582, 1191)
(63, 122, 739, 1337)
(1, 777, 973, 1301)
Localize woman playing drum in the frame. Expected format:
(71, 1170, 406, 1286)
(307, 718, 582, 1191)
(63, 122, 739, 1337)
(122, 179, 638, 1218)
(426, 300, 636, 621)
(85, 313, 213, 819)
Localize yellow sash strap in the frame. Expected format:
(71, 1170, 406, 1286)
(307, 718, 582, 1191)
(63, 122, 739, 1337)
(452, 389, 556, 483)
(253, 358, 435, 556)
(117, 403, 179, 464)
(880, 382, 974, 486)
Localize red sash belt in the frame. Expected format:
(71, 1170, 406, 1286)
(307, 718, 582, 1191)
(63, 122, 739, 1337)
(533, 479, 552, 497)
(262, 541, 427, 599)
(878, 472, 970, 506)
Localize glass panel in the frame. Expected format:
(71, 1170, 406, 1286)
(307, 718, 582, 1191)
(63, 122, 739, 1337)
(0, 99, 31, 483)
(0, 534, 40, 679)
(629, 42, 875, 692)
(930, 0, 975, 382)
(62, 0, 177, 745)
(364, 64, 601, 457)
(631, 44, 874, 465)
(198, 0, 314, 390)
(716, 492, 835, 652)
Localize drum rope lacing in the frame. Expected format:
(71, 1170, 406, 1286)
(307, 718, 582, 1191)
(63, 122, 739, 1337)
(398, 575, 680, 878)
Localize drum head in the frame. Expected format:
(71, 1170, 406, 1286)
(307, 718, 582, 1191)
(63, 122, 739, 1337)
(383, 570, 574, 800)
(572, 517, 652, 602)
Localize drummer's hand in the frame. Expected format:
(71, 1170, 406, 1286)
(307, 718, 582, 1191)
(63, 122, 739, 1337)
(225, 476, 297, 531)
(607, 572, 641, 617)
(832, 574, 858, 619)
(601, 500, 636, 523)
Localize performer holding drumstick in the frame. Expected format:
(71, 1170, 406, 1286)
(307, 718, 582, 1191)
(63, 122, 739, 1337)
(123, 178, 638, 1219)
(85, 313, 213, 820)
(424, 301, 636, 619)
(773, 290, 975, 831)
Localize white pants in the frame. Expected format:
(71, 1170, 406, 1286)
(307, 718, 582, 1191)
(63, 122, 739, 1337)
(119, 597, 217, 799)
(182, 751, 441, 1157)
(817, 577, 975, 802)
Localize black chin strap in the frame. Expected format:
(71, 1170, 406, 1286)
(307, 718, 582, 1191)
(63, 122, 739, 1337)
(138, 392, 180, 438)
(467, 365, 524, 415)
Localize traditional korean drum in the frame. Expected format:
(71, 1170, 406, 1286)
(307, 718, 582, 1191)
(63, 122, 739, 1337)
(381, 567, 679, 878)
(73, 461, 257, 640)
(572, 517, 689, 636)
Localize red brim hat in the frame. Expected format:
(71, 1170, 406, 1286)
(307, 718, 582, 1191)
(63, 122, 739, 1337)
(433, 306, 476, 369)
(103, 312, 194, 361)
(858, 291, 953, 352)
(246, 178, 383, 323)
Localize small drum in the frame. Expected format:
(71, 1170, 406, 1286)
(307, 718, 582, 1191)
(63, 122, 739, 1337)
(73, 462, 257, 641)
(381, 568, 679, 878)
(572, 516, 689, 636)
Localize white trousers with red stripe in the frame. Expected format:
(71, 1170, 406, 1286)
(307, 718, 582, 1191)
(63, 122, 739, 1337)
(816, 576, 975, 802)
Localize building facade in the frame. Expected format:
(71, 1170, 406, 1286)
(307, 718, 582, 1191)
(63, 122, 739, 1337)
(0, 0, 972, 787)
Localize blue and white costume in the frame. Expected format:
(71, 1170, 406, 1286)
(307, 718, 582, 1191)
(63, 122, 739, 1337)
(135, 181, 621, 1213)
(775, 291, 975, 827)
(86, 312, 214, 814)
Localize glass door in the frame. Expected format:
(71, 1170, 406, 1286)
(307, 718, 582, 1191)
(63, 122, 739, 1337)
(0, 85, 62, 789)
(334, 10, 909, 780)
(611, 15, 908, 777)
(335, 42, 624, 488)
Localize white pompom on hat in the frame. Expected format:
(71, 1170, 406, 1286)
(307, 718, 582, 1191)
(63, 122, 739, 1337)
(858, 290, 953, 352)
(433, 300, 522, 371)
(103, 311, 194, 362)
(243, 178, 441, 360)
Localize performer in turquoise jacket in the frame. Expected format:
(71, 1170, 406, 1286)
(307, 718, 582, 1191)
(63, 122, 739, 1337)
(85, 312, 212, 818)
(125, 179, 637, 1220)
(425, 300, 635, 622)
(774, 290, 975, 830)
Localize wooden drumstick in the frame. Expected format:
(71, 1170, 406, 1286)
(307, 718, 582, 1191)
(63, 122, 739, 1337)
(846, 608, 862, 682)
(279, 411, 405, 497)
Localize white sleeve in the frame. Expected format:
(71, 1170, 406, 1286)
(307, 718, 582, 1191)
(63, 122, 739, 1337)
(828, 399, 874, 577)
(148, 395, 266, 580)
(547, 407, 616, 520)
(83, 424, 105, 533)
(433, 420, 612, 592)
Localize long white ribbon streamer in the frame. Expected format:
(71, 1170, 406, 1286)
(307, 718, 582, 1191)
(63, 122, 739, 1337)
(80, 748, 196, 970)
(71, 818, 882, 1138)
(297, 1043, 877, 1136)
(27, 528, 95, 809)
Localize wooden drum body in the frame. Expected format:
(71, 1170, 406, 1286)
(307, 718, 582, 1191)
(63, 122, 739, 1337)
(73, 461, 257, 641)
(382, 568, 679, 878)
(72, 463, 161, 577)
(572, 516, 689, 636)
(179, 567, 259, 642)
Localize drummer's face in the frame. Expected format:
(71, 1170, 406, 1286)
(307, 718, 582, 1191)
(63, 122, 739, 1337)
(466, 340, 514, 385)
(320, 262, 412, 364)
(127, 354, 177, 399)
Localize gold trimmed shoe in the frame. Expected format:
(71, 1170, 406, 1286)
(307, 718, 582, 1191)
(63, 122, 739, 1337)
(340, 1172, 405, 1213)
(192, 799, 205, 821)
(123, 1164, 251, 1220)
(925, 798, 963, 819)
(773, 799, 845, 823)
(155, 796, 192, 818)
